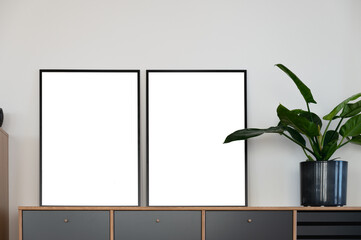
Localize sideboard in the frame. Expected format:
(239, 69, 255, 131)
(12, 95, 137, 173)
(0, 128, 9, 240)
(19, 206, 361, 240)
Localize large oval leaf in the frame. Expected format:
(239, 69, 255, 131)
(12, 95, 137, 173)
(340, 114, 361, 137)
(298, 111, 322, 129)
(277, 104, 319, 137)
(275, 64, 317, 104)
(323, 92, 361, 120)
(340, 100, 361, 118)
(224, 126, 284, 143)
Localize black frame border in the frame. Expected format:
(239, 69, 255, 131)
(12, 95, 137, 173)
(40, 69, 141, 206)
(146, 69, 248, 207)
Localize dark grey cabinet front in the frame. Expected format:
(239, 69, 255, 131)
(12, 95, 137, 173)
(206, 211, 292, 240)
(114, 211, 201, 240)
(22, 211, 109, 240)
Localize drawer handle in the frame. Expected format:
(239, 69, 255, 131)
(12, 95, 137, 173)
(156, 219, 160, 223)
(64, 219, 69, 223)
(247, 219, 252, 223)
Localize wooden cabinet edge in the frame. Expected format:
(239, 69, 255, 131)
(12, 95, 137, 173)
(18, 206, 361, 211)
(293, 210, 297, 240)
(201, 210, 205, 240)
(1, 129, 8, 240)
(110, 210, 114, 240)
(18, 210, 23, 240)
(0, 128, 8, 136)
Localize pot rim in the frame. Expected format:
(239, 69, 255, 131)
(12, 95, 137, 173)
(300, 160, 348, 164)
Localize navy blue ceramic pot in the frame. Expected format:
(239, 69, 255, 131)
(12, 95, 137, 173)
(300, 160, 347, 206)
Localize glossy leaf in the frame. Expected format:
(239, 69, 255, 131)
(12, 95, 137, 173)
(340, 114, 361, 137)
(323, 141, 338, 160)
(321, 130, 339, 160)
(350, 135, 361, 145)
(323, 130, 339, 146)
(275, 64, 317, 104)
(224, 126, 284, 143)
(323, 92, 361, 120)
(340, 100, 361, 118)
(298, 111, 322, 129)
(284, 126, 306, 147)
(309, 139, 322, 160)
(277, 104, 319, 137)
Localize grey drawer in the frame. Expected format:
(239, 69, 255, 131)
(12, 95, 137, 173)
(114, 211, 201, 240)
(22, 211, 110, 240)
(206, 211, 293, 240)
(298, 211, 361, 222)
(297, 211, 361, 238)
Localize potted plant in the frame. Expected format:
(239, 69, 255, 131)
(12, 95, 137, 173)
(224, 64, 361, 206)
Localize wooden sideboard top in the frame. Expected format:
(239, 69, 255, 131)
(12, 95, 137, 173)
(18, 206, 361, 211)
(0, 128, 8, 136)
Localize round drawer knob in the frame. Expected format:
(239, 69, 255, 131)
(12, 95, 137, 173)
(156, 219, 160, 223)
(247, 219, 252, 223)
(64, 219, 69, 223)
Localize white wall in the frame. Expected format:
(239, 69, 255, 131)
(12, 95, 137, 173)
(1, 0, 361, 239)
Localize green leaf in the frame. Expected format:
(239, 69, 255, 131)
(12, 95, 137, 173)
(321, 130, 339, 160)
(350, 135, 361, 145)
(340, 114, 361, 137)
(284, 126, 306, 147)
(305, 154, 315, 161)
(275, 64, 317, 104)
(277, 104, 319, 137)
(224, 126, 284, 143)
(298, 111, 322, 129)
(323, 141, 338, 160)
(323, 130, 339, 145)
(309, 139, 322, 160)
(340, 100, 361, 118)
(323, 92, 361, 120)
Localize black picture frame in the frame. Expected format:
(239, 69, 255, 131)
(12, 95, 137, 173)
(40, 69, 140, 206)
(147, 70, 247, 206)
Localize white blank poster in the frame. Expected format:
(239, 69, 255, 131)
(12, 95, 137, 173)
(148, 71, 246, 206)
(41, 71, 139, 206)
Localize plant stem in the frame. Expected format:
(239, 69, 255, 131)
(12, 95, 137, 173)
(306, 103, 320, 151)
(335, 117, 344, 132)
(302, 148, 314, 161)
(321, 120, 332, 146)
(281, 133, 315, 157)
(339, 139, 351, 148)
(307, 136, 322, 160)
(337, 135, 348, 148)
(306, 103, 311, 115)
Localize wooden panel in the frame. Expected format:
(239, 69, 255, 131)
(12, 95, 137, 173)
(110, 210, 114, 240)
(0, 128, 9, 240)
(19, 210, 23, 240)
(293, 210, 297, 240)
(202, 210, 205, 240)
(18, 206, 361, 211)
